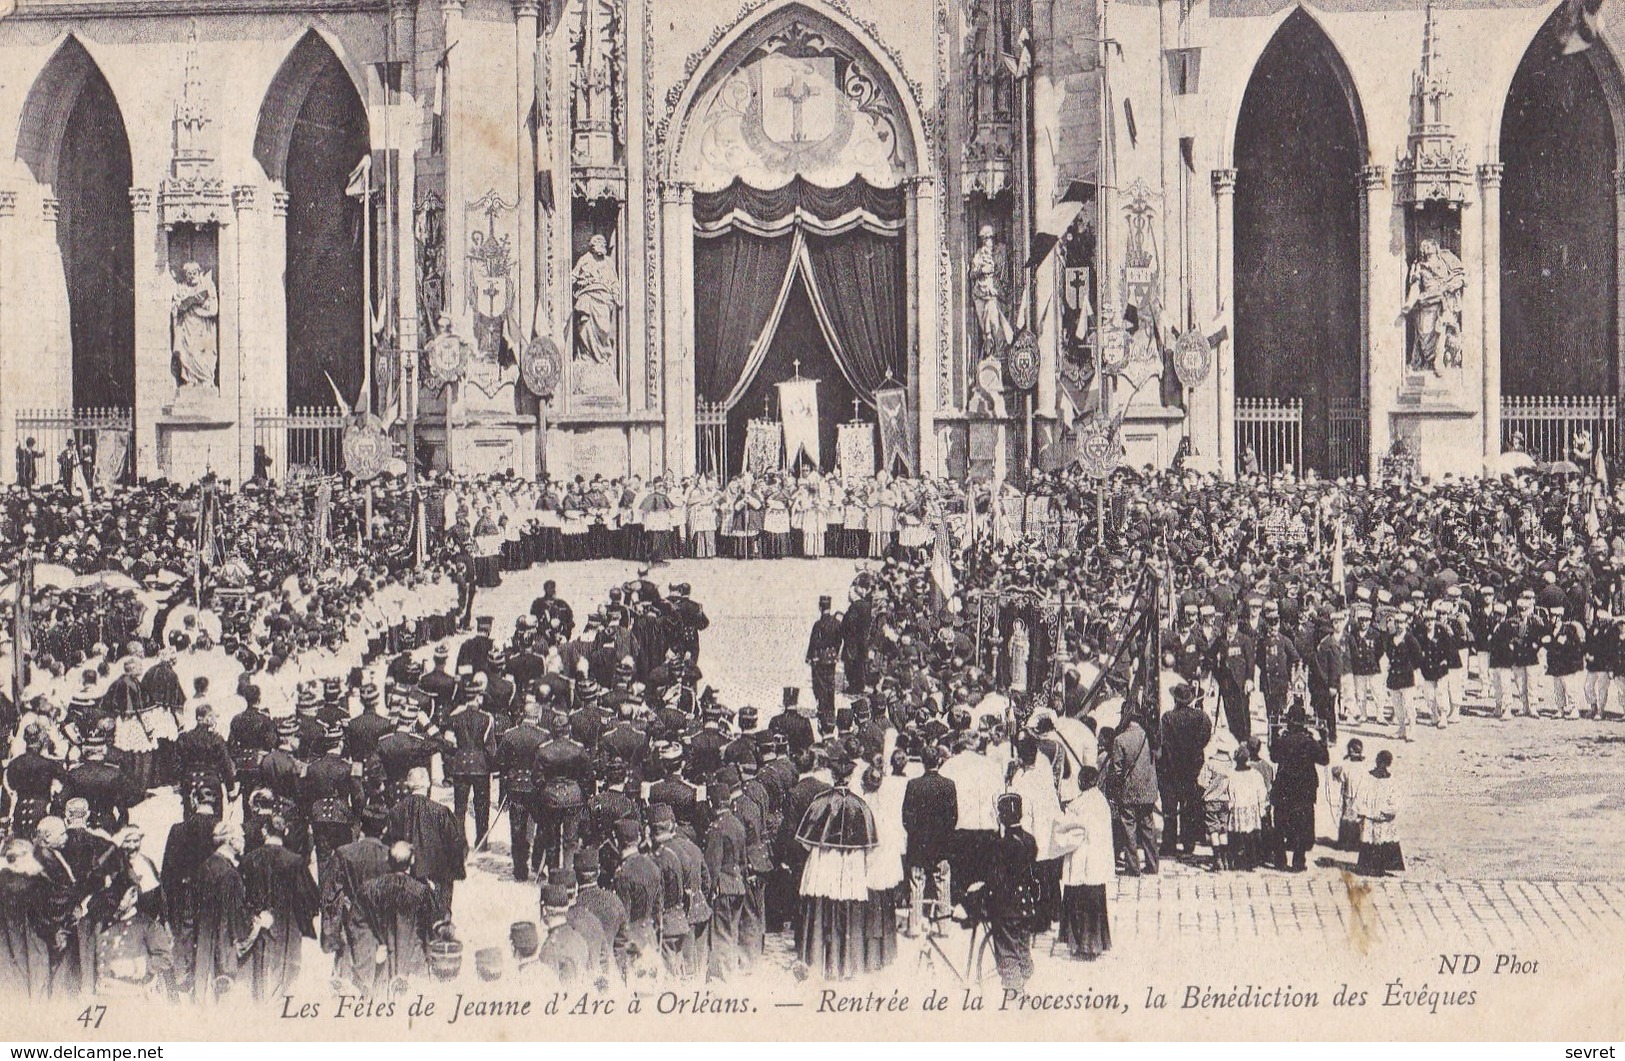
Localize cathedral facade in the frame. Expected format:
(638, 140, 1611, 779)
(0, 0, 1617, 484)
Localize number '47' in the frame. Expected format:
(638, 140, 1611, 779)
(76, 1006, 107, 1029)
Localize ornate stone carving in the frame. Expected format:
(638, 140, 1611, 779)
(231, 184, 256, 212)
(571, 0, 624, 169)
(1393, 0, 1471, 209)
(1211, 168, 1237, 196)
(1478, 162, 1504, 190)
(1361, 164, 1389, 192)
(129, 187, 154, 213)
(962, 0, 1027, 201)
(271, 191, 291, 218)
(158, 20, 230, 227)
(42, 198, 60, 224)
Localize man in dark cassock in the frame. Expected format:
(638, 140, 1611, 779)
(384, 768, 466, 918)
(0, 837, 54, 998)
(806, 598, 843, 726)
(101, 657, 155, 790)
(1157, 683, 1212, 857)
(239, 815, 318, 1001)
(770, 687, 816, 759)
(359, 842, 438, 988)
(320, 809, 391, 992)
(794, 757, 878, 981)
(456, 615, 496, 677)
(1271, 704, 1329, 872)
(187, 822, 270, 1004)
(161, 796, 219, 995)
(419, 645, 460, 718)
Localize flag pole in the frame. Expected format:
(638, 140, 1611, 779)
(361, 167, 374, 417)
(1094, 0, 1111, 545)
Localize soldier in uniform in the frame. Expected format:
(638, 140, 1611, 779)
(445, 689, 497, 843)
(344, 684, 393, 763)
(482, 646, 517, 725)
(457, 615, 496, 677)
(173, 703, 236, 817)
(302, 723, 362, 874)
(534, 882, 591, 987)
(533, 712, 592, 872)
(806, 597, 843, 727)
(667, 583, 710, 661)
(226, 685, 277, 818)
(702, 770, 749, 980)
(419, 645, 460, 720)
(572, 847, 630, 977)
(5, 723, 67, 838)
(60, 731, 143, 834)
(255, 718, 309, 856)
(609, 818, 662, 970)
(375, 703, 451, 807)
(1254, 601, 1301, 744)
(1545, 603, 1587, 720)
(497, 697, 549, 882)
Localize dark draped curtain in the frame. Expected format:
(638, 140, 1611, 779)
(805, 231, 906, 407)
(694, 176, 906, 233)
(692, 231, 796, 404)
(693, 177, 907, 462)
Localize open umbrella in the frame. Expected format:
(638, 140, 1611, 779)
(32, 563, 76, 590)
(74, 570, 141, 594)
(1486, 451, 1536, 476)
(1542, 459, 1584, 476)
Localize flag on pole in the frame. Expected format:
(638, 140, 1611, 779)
(11, 559, 33, 711)
(1068, 572, 1161, 722)
(1331, 519, 1346, 596)
(875, 384, 912, 476)
(311, 482, 333, 573)
(345, 154, 373, 200)
(930, 510, 956, 609)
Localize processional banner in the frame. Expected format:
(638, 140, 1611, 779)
(838, 421, 875, 475)
(777, 377, 820, 468)
(745, 419, 782, 476)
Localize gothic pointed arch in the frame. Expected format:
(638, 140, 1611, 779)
(1232, 6, 1367, 474)
(1499, 7, 1622, 398)
(255, 28, 371, 409)
(16, 34, 135, 410)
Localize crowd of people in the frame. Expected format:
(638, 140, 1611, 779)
(0, 453, 1618, 1002)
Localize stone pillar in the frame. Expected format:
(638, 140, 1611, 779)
(391, 0, 418, 96)
(1616, 167, 1625, 404)
(40, 197, 71, 409)
(230, 184, 257, 484)
(909, 175, 941, 475)
(1362, 164, 1399, 470)
(660, 179, 694, 476)
(128, 187, 166, 480)
(0, 190, 15, 480)
(393, 0, 421, 381)
(441, 0, 467, 335)
(514, 0, 540, 339)
(1479, 163, 1504, 462)
(1211, 168, 1236, 478)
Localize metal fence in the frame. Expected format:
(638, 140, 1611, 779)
(696, 400, 729, 480)
(1500, 395, 1619, 466)
(253, 407, 348, 479)
(1328, 396, 1369, 479)
(1235, 397, 1303, 477)
(15, 407, 134, 484)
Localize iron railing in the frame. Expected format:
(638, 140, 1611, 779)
(1500, 395, 1619, 467)
(253, 407, 348, 479)
(1328, 396, 1369, 479)
(696, 400, 729, 480)
(14, 407, 133, 485)
(1235, 397, 1303, 478)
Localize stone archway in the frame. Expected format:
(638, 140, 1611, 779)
(256, 31, 370, 410)
(1232, 9, 1366, 475)
(17, 36, 135, 411)
(1500, 11, 1621, 400)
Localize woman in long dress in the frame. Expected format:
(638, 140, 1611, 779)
(1051, 765, 1114, 961)
(795, 758, 877, 980)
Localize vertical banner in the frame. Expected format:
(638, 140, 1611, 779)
(874, 384, 913, 476)
(12, 559, 32, 710)
(311, 481, 333, 573)
(94, 430, 129, 488)
(777, 377, 821, 469)
(837, 421, 876, 476)
(745, 420, 783, 476)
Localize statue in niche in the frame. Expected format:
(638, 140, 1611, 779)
(1402, 237, 1466, 375)
(171, 261, 219, 392)
(572, 233, 621, 383)
(970, 224, 1014, 359)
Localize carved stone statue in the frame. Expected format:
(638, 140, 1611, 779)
(170, 261, 219, 391)
(571, 234, 620, 368)
(1402, 237, 1466, 375)
(970, 223, 1013, 360)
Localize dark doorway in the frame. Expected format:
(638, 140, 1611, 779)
(55, 58, 135, 410)
(1233, 10, 1365, 473)
(1501, 14, 1618, 397)
(282, 43, 369, 410)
